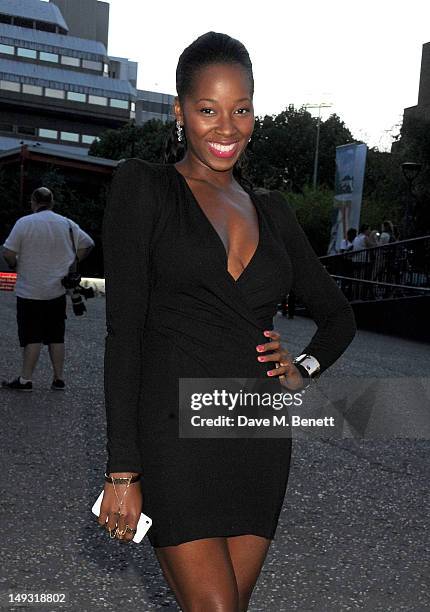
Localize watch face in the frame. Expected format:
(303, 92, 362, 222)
(296, 363, 310, 379)
(297, 355, 320, 376)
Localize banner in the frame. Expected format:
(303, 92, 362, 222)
(327, 143, 367, 255)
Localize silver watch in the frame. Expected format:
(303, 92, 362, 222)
(292, 354, 321, 391)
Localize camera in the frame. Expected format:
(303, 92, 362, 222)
(65, 284, 95, 316)
(61, 271, 81, 290)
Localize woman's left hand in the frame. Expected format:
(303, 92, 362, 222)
(256, 330, 304, 391)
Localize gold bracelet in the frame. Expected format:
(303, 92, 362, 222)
(104, 472, 140, 485)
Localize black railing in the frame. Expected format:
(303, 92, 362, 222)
(319, 236, 430, 302)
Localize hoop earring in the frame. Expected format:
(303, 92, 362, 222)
(176, 120, 184, 142)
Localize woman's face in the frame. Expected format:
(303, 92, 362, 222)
(175, 62, 254, 172)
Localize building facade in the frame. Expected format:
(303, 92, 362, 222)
(400, 41, 430, 124)
(49, 0, 109, 48)
(0, 0, 175, 155)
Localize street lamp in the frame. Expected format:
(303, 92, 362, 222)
(303, 102, 333, 189)
(401, 161, 422, 239)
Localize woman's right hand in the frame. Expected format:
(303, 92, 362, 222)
(98, 472, 142, 542)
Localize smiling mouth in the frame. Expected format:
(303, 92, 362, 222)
(207, 141, 240, 157)
(208, 141, 239, 151)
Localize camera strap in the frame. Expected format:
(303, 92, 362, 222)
(67, 222, 79, 272)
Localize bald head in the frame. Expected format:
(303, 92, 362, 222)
(31, 187, 54, 212)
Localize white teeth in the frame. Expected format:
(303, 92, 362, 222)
(209, 142, 237, 152)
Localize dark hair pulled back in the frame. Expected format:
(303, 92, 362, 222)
(163, 31, 254, 189)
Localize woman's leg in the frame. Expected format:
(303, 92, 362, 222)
(226, 534, 272, 612)
(154, 537, 239, 612)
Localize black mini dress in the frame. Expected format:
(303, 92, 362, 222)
(102, 159, 356, 548)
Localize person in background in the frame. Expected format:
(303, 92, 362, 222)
(1, 187, 95, 391)
(352, 224, 371, 251)
(392, 224, 400, 242)
(340, 228, 357, 253)
(367, 229, 380, 247)
(378, 220, 396, 245)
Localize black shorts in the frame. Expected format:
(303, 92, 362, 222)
(16, 294, 67, 347)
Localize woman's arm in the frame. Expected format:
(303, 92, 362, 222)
(271, 190, 357, 375)
(102, 159, 159, 476)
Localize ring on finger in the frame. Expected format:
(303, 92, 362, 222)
(116, 527, 127, 537)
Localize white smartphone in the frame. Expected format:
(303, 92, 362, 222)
(91, 490, 152, 543)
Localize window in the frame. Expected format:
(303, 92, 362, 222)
(36, 21, 56, 33)
(0, 80, 20, 92)
(110, 98, 129, 109)
(103, 63, 109, 74)
(82, 134, 97, 144)
(17, 47, 37, 59)
(39, 128, 58, 139)
(14, 17, 33, 28)
(45, 88, 64, 99)
(131, 101, 136, 112)
(0, 43, 14, 55)
(82, 59, 102, 71)
(66, 91, 86, 103)
(18, 126, 37, 136)
(61, 55, 80, 67)
(22, 84, 43, 96)
(40, 51, 58, 63)
(140, 100, 169, 113)
(88, 95, 107, 106)
(60, 131, 79, 142)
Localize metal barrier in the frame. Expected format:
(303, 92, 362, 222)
(319, 236, 430, 302)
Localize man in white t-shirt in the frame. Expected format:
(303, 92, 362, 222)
(352, 224, 371, 251)
(1, 187, 95, 391)
(351, 224, 371, 264)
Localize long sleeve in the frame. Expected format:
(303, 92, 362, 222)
(102, 158, 160, 475)
(270, 190, 357, 375)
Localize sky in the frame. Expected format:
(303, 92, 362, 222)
(90, 0, 430, 151)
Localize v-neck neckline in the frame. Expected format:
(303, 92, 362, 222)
(171, 163, 263, 284)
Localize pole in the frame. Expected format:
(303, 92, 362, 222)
(312, 107, 321, 189)
(19, 144, 27, 209)
(303, 101, 332, 190)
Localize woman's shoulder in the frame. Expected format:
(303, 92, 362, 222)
(113, 157, 172, 188)
(107, 158, 174, 224)
(115, 157, 171, 173)
(252, 187, 295, 217)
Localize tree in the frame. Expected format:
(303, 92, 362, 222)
(89, 118, 172, 162)
(246, 105, 355, 191)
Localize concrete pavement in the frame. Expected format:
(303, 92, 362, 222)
(0, 290, 429, 611)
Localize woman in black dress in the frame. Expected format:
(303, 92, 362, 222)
(98, 32, 356, 611)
